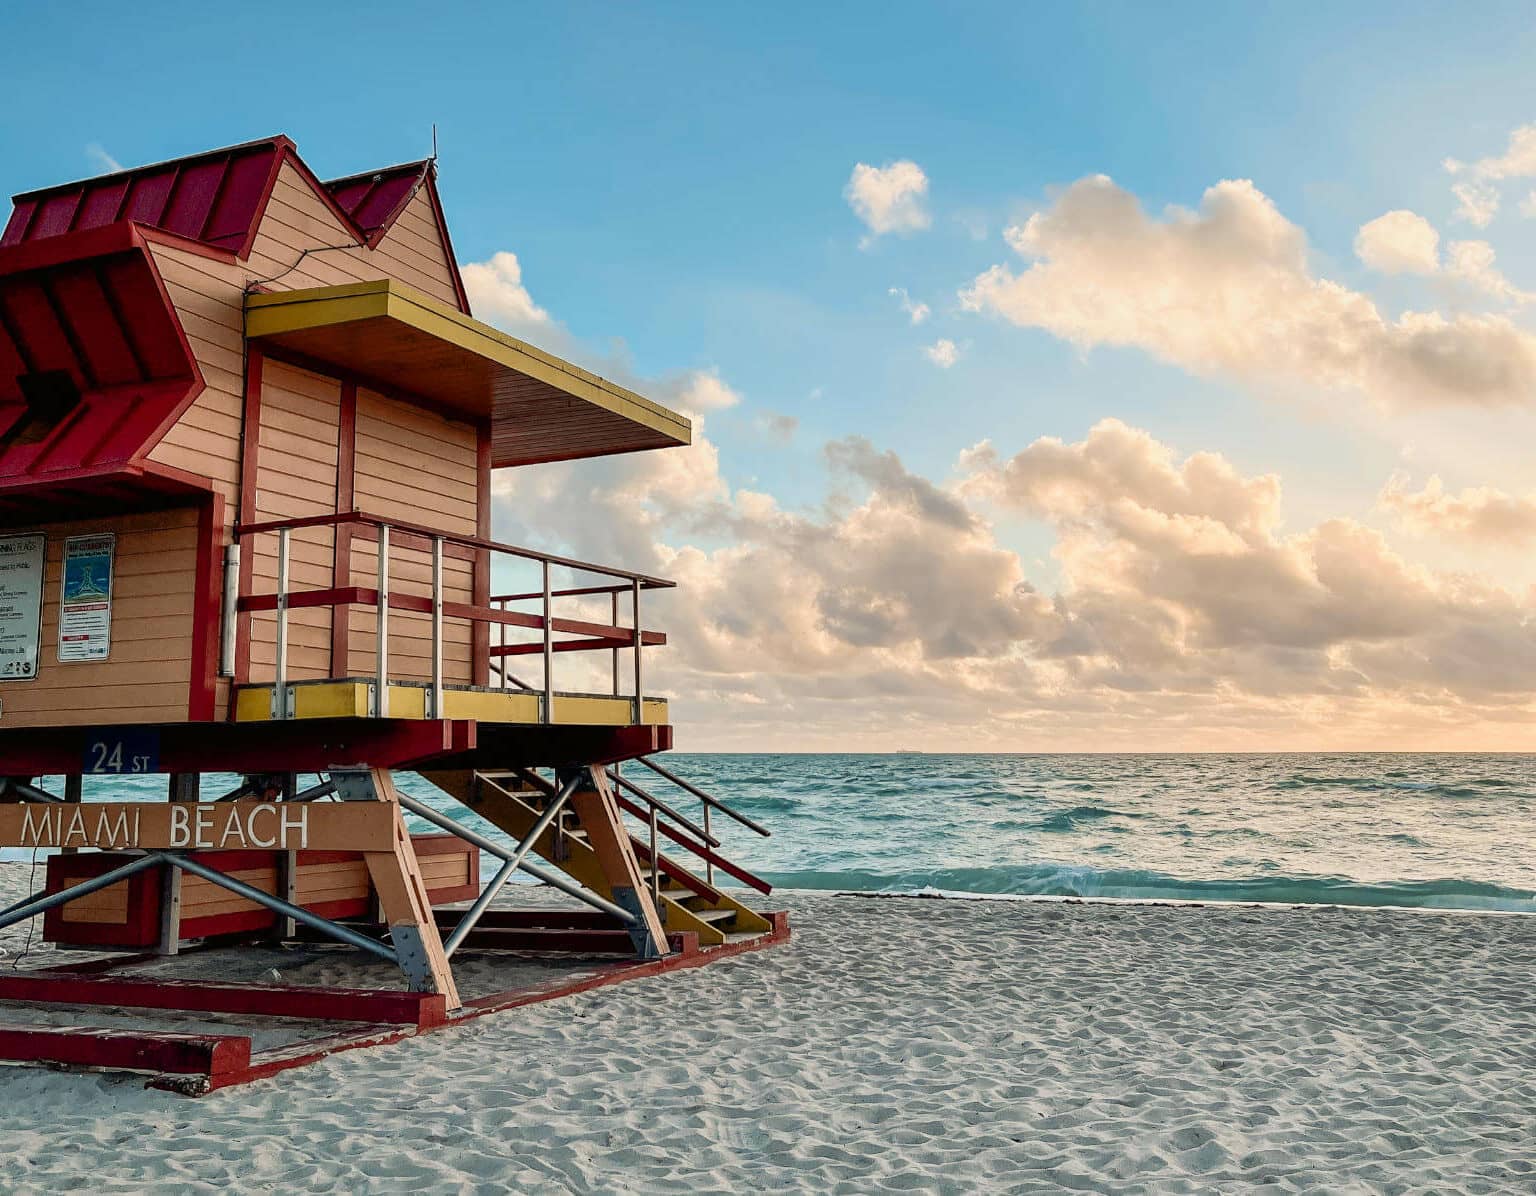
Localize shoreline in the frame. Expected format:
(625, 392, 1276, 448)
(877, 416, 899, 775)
(824, 886, 1536, 917)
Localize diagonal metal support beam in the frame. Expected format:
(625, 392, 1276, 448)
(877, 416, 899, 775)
(396, 791, 638, 927)
(0, 852, 164, 931)
(442, 772, 582, 957)
(168, 854, 398, 963)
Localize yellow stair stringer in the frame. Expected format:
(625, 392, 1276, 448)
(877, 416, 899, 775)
(416, 770, 758, 946)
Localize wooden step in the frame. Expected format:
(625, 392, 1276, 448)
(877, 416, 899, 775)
(687, 907, 736, 926)
(637, 868, 691, 892)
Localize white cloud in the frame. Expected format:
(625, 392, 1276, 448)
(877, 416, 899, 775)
(923, 338, 960, 368)
(674, 369, 742, 414)
(462, 251, 550, 329)
(496, 405, 1536, 748)
(845, 160, 931, 242)
(1443, 239, 1533, 304)
(1355, 210, 1530, 302)
(1445, 124, 1536, 226)
(889, 286, 931, 324)
(1378, 472, 1536, 546)
(1355, 210, 1439, 275)
(961, 174, 1536, 408)
(85, 143, 122, 174)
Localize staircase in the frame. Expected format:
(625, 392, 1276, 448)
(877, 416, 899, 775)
(417, 766, 774, 947)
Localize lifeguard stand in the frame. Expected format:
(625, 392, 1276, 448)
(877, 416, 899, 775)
(0, 137, 777, 1018)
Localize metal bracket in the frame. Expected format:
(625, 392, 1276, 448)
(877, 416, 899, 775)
(365, 682, 378, 717)
(609, 886, 667, 960)
(329, 767, 380, 803)
(389, 924, 435, 991)
(270, 685, 295, 720)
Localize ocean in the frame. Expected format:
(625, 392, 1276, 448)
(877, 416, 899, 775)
(7, 753, 1535, 913)
(644, 752, 1536, 913)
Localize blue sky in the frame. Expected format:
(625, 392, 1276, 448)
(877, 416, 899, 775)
(6, 3, 1536, 747)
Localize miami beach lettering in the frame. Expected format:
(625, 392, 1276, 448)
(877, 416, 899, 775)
(0, 801, 396, 852)
(15, 802, 307, 850)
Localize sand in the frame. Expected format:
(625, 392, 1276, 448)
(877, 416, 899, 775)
(2, 864, 1535, 1194)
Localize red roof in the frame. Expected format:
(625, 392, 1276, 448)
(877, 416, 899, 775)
(0, 224, 208, 518)
(1, 138, 469, 312)
(1, 138, 287, 257)
(324, 161, 431, 241)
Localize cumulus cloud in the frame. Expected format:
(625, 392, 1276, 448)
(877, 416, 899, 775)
(462, 251, 550, 329)
(1445, 124, 1536, 226)
(1355, 210, 1440, 274)
(1378, 472, 1536, 546)
(673, 370, 741, 413)
(496, 404, 1536, 748)
(1355, 210, 1530, 303)
(923, 338, 960, 368)
(960, 174, 1536, 408)
(889, 286, 930, 324)
(845, 160, 931, 242)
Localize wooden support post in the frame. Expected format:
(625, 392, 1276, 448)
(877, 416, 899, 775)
(335, 767, 460, 1008)
(567, 765, 668, 959)
(61, 775, 82, 856)
(274, 850, 298, 942)
(155, 863, 182, 957)
(168, 773, 198, 802)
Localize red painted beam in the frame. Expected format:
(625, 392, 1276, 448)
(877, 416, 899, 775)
(0, 717, 477, 775)
(0, 973, 447, 1029)
(0, 1023, 251, 1076)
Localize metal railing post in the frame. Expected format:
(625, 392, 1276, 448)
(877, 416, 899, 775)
(274, 527, 290, 719)
(376, 523, 390, 718)
(703, 804, 714, 887)
(496, 598, 505, 690)
(430, 535, 444, 719)
(611, 590, 620, 696)
(542, 559, 553, 724)
(632, 578, 642, 724)
(649, 802, 660, 910)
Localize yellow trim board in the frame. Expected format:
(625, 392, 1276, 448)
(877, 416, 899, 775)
(245, 279, 692, 445)
(233, 681, 668, 727)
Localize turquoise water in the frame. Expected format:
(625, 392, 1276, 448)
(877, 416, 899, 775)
(653, 753, 1536, 913)
(9, 753, 1536, 913)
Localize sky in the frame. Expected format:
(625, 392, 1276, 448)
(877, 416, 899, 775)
(5, 2, 1536, 750)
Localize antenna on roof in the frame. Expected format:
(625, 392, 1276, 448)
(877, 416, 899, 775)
(431, 123, 439, 167)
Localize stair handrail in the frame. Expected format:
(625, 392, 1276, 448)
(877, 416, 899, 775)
(637, 757, 770, 838)
(512, 767, 719, 849)
(608, 771, 719, 848)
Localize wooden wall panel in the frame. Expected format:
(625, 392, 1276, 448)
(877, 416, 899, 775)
(247, 361, 340, 684)
(346, 388, 478, 685)
(0, 509, 198, 727)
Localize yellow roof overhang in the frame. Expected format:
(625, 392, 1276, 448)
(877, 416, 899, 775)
(244, 279, 692, 467)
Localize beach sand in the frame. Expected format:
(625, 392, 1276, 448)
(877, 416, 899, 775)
(2, 863, 1534, 1194)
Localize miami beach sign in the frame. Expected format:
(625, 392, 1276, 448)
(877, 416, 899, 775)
(0, 801, 398, 852)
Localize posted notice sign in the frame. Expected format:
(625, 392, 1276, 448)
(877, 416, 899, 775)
(59, 533, 114, 662)
(0, 534, 44, 680)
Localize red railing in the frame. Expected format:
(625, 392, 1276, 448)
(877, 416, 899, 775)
(232, 511, 671, 723)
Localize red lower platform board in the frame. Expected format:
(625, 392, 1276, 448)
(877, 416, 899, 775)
(41, 834, 479, 949)
(0, 909, 791, 1093)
